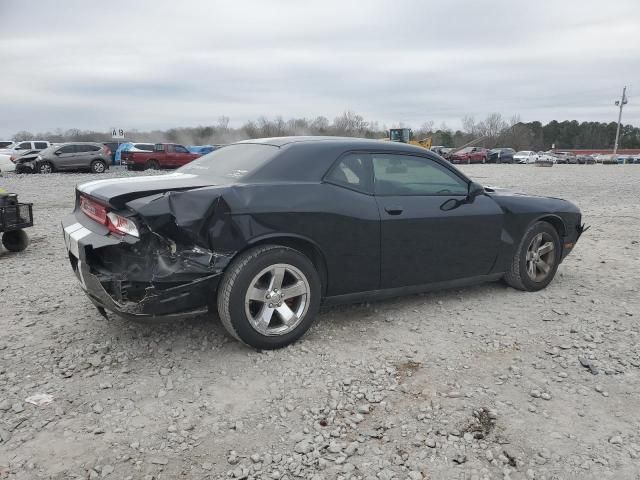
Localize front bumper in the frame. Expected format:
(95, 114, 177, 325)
(62, 214, 222, 320)
(560, 222, 588, 262)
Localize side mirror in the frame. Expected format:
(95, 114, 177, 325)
(467, 181, 485, 200)
(54, 150, 61, 155)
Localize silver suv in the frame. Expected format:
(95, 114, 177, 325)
(34, 143, 111, 174)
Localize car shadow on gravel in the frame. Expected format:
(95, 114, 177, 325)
(77, 278, 534, 356)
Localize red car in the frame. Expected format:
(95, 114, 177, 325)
(122, 143, 201, 170)
(448, 147, 489, 164)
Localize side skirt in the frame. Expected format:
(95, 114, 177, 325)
(322, 273, 505, 307)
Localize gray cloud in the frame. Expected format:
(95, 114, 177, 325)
(0, 0, 638, 137)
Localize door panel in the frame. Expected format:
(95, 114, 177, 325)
(376, 195, 503, 288)
(54, 145, 77, 170)
(371, 152, 503, 289)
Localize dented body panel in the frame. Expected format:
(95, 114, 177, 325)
(62, 137, 585, 320)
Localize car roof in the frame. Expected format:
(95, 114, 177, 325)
(236, 135, 430, 153)
(231, 136, 469, 184)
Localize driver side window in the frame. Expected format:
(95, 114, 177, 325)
(372, 154, 468, 196)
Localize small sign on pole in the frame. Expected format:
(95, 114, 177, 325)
(111, 128, 125, 139)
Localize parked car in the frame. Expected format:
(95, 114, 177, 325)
(0, 154, 16, 173)
(430, 145, 451, 156)
(552, 152, 577, 164)
(594, 154, 618, 164)
(31, 142, 111, 174)
(0, 140, 50, 156)
(188, 145, 217, 155)
(12, 149, 44, 173)
(576, 155, 595, 165)
(514, 151, 539, 164)
(616, 155, 635, 164)
(488, 148, 515, 164)
(62, 136, 585, 349)
(537, 152, 558, 164)
(121, 143, 201, 170)
(448, 147, 489, 164)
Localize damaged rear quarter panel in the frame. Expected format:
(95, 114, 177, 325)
(126, 181, 381, 298)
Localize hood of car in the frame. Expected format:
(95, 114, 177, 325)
(77, 172, 217, 207)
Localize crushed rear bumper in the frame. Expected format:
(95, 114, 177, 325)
(62, 215, 223, 320)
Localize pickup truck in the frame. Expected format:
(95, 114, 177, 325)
(121, 143, 201, 170)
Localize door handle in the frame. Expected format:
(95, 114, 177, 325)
(384, 206, 403, 215)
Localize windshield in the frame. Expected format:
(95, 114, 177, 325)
(515, 151, 531, 156)
(178, 143, 279, 181)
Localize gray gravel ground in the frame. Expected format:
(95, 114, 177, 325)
(0, 164, 639, 480)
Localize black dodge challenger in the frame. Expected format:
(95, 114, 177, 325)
(63, 137, 585, 349)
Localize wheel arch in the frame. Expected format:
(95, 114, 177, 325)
(534, 214, 567, 238)
(242, 234, 329, 296)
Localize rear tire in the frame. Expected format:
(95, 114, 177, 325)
(217, 245, 321, 350)
(504, 221, 561, 291)
(90, 160, 106, 173)
(146, 159, 160, 170)
(2, 230, 29, 252)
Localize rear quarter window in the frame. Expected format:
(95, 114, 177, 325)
(178, 144, 279, 182)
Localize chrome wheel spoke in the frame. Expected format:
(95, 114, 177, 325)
(276, 304, 297, 325)
(269, 267, 286, 290)
(247, 286, 267, 302)
(537, 259, 551, 274)
(282, 281, 306, 300)
(538, 242, 554, 255)
(256, 305, 275, 329)
(531, 233, 543, 251)
(527, 260, 536, 278)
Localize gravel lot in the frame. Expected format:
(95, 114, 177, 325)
(1, 164, 639, 480)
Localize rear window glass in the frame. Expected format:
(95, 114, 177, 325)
(178, 144, 279, 181)
(34, 142, 48, 149)
(134, 144, 154, 151)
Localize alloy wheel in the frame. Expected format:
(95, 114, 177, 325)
(525, 232, 555, 282)
(244, 263, 310, 336)
(39, 163, 52, 174)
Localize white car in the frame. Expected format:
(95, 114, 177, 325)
(514, 150, 539, 164)
(536, 152, 557, 163)
(0, 153, 16, 173)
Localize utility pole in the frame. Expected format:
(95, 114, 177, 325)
(613, 86, 628, 154)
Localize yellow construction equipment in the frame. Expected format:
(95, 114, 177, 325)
(387, 128, 432, 149)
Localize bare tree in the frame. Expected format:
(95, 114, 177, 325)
(333, 111, 368, 137)
(12, 130, 34, 141)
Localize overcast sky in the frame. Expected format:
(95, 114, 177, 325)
(1, 0, 639, 137)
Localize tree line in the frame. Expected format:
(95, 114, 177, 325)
(10, 111, 640, 150)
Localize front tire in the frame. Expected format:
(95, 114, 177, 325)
(90, 160, 106, 173)
(38, 161, 53, 174)
(217, 245, 321, 349)
(504, 221, 561, 291)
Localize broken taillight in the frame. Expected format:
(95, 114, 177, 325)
(106, 211, 139, 237)
(79, 195, 139, 237)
